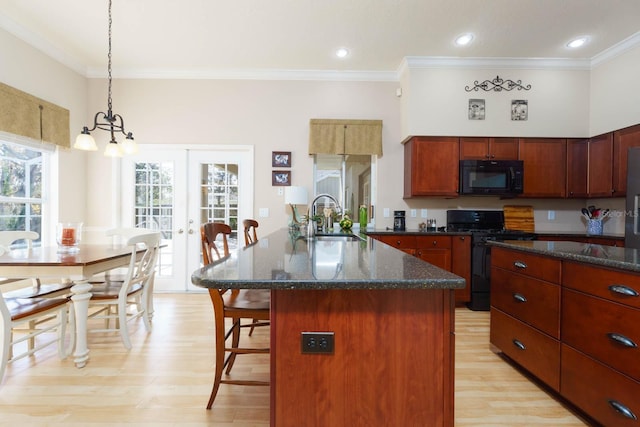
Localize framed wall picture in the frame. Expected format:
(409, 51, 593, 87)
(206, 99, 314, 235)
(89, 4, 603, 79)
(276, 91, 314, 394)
(511, 100, 528, 121)
(272, 170, 291, 186)
(272, 151, 291, 167)
(468, 98, 485, 120)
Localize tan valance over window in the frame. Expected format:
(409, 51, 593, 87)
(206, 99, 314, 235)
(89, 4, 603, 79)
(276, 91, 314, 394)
(309, 119, 382, 156)
(0, 82, 70, 148)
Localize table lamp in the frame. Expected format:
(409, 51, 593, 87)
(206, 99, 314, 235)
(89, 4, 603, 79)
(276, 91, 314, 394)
(284, 186, 308, 230)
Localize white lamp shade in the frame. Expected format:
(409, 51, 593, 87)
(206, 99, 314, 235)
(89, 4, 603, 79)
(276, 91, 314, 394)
(121, 138, 139, 154)
(284, 186, 308, 205)
(74, 133, 98, 151)
(104, 142, 123, 157)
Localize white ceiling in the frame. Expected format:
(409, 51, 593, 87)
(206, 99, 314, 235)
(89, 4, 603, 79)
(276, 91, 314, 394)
(1, 0, 640, 80)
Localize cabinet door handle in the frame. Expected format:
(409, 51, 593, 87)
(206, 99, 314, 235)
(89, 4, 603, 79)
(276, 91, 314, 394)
(513, 293, 527, 303)
(607, 332, 638, 348)
(512, 339, 526, 350)
(513, 261, 527, 269)
(608, 399, 638, 421)
(396, 240, 401, 246)
(432, 240, 437, 246)
(609, 284, 639, 297)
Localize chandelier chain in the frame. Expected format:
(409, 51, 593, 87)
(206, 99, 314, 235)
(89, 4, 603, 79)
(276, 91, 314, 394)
(107, 0, 113, 113)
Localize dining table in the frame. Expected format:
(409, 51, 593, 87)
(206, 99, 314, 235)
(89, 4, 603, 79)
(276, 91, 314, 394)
(0, 243, 144, 368)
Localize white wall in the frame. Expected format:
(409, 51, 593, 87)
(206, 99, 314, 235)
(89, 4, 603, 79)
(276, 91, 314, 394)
(590, 44, 640, 135)
(402, 66, 591, 138)
(84, 78, 401, 235)
(0, 28, 88, 241)
(2, 23, 639, 238)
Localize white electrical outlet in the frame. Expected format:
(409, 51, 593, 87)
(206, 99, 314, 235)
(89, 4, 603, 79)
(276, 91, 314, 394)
(383, 208, 390, 218)
(277, 187, 284, 196)
(548, 210, 555, 220)
(410, 209, 417, 217)
(421, 209, 428, 218)
(259, 208, 269, 218)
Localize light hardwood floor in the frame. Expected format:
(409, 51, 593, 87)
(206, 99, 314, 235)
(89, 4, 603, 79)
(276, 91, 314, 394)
(0, 293, 591, 426)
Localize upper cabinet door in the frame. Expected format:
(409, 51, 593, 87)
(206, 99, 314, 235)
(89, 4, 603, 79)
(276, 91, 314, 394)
(566, 138, 588, 198)
(518, 138, 567, 198)
(587, 133, 614, 198)
(613, 124, 640, 196)
(460, 137, 518, 160)
(404, 136, 459, 197)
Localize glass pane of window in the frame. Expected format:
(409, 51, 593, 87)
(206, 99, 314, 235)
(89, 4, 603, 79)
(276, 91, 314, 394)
(0, 141, 44, 241)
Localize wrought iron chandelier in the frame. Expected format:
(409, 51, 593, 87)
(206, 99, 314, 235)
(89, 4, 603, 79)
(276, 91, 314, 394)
(74, 0, 136, 157)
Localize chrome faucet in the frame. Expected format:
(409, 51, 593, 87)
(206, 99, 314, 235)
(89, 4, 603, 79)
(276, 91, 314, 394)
(307, 193, 342, 238)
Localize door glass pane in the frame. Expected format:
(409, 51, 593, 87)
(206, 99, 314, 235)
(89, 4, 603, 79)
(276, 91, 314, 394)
(199, 162, 239, 250)
(133, 161, 174, 277)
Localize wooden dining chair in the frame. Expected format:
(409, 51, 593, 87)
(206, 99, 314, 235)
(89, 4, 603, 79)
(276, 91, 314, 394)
(89, 227, 160, 320)
(86, 232, 161, 350)
(0, 231, 73, 299)
(241, 219, 266, 336)
(242, 219, 259, 246)
(200, 222, 270, 409)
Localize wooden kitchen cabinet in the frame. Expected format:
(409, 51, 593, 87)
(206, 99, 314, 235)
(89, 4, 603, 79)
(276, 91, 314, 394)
(459, 137, 518, 160)
(613, 123, 640, 196)
(415, 236, 451, 269)
(491, 246, 640, 426)
(451, 235, 471, 303)
(588, 132, 614, 197)
(566, 138, 588, 198)
(403, 136, 459, 197)
(368, 233, 471, 304)
(518, 138, 567, 197)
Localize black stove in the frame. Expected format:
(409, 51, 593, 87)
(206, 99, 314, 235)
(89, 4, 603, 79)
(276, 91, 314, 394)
(447, 210, 536, 311)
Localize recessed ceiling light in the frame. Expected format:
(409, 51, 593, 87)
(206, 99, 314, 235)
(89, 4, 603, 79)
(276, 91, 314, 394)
(455, 33, 474, 46)
(335, 47, 350, 58)
(567, 36, 590, 49)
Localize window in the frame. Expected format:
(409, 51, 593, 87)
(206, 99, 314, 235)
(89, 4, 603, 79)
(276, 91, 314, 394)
(0, 140, 48, 246)
(314, 154, 375, 222)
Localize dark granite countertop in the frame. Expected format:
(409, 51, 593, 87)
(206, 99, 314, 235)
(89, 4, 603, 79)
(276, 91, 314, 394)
(364, 229, 471, 236)
(191, 228, 465, 290)
(489, 240, 640, 273)
(534, 231, 624, 239)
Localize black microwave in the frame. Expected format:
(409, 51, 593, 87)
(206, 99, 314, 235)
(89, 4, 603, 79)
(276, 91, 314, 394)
(459, 160, 524, 196)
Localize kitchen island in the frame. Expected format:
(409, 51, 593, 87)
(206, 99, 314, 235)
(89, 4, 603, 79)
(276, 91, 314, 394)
(488, 240, 640, 427)
(191, 228, 465, 427)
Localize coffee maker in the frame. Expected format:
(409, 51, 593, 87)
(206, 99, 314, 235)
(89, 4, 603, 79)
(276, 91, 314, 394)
(393, 210, 406, 231)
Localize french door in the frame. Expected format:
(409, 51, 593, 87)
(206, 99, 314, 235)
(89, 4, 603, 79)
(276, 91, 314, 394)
(121, 145, 254, 291)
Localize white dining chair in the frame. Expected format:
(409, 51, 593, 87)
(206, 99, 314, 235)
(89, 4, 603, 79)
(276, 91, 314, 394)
(86, 232, 161, 349)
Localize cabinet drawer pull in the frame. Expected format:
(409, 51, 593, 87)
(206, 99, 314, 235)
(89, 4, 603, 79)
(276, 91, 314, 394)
(512, 293, 527, 303)
(609, 284, 639, 297)
(432, 240, 437, 246)
(512, 339, 526, 351)
(607, 332, 638, 348)
(608, 399, 638, 421)
(513, 261, 527, 269)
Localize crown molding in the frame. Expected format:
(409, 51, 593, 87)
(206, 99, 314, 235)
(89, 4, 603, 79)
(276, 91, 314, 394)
(591, 31, 640, 67)
(0, 13, 87, 76)
(86, 67, 398, 82)
(399, 56, 592, 74)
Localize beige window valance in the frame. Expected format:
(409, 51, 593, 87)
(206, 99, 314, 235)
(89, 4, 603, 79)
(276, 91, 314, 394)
(0, 82, 70, 148)
(309, 119, 382, 156)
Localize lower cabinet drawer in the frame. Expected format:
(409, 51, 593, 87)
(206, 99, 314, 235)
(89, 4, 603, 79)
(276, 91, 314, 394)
(491, 266, 560, 338)
(562, 288, 640, 381)
(490, 308, 560, 391)
(562, 344, 640, 427)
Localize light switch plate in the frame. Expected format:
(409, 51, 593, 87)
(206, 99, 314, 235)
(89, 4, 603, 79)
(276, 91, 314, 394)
(383, 208, 390, 218)
(259, 208, 269, 218)
(277, 187, 284, 196)
(548, 210, 555, 220)
(421, 209, 428, 218)
(410, 209, 417, 217)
